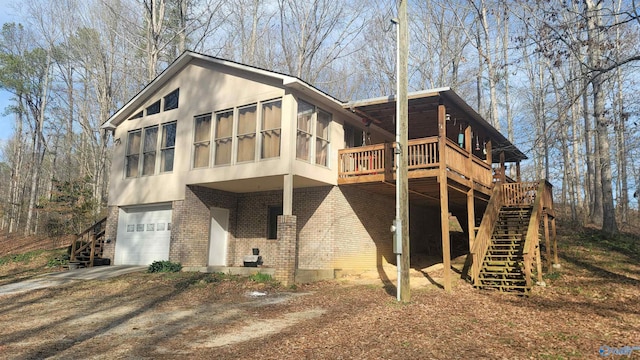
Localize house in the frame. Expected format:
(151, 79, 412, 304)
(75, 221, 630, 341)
(100, 51, 556, 291)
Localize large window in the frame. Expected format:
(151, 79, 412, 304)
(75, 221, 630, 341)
(215, 110, 233, 165)
(237, 105, 257, 162)
(316, 110, 331, 166)
(125, 130, 141, 178)
(296, 100, 314, 161)
(193, 114, 212, 168)
(295, 99, 331, 166)
(261, 100, 282, 159)
(142, 126, 158, 176)
(160, 122, 176, 172)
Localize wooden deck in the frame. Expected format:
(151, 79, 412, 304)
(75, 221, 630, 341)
(338, 137, 494, 203)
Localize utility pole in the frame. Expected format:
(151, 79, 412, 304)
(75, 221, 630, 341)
(398, 0, 410, 302)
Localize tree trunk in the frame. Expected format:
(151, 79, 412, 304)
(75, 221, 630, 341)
(585, 0, 617, 234)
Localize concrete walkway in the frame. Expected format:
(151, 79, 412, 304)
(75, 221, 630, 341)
(0, 265, 147, 296)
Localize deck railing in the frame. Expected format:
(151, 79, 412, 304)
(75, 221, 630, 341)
(338, 137, 493, 189)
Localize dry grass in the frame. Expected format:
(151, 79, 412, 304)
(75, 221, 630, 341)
(0, 226, 638, 359)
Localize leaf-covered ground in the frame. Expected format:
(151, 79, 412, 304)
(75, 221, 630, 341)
(0, 227, 638, 359)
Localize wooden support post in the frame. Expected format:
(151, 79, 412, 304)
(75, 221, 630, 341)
(516, 161, 521, 182)
(544, 212, 552, 273)
(485, 140, 492, 164)
(535, 243, 543, 284)
(89, 233, 96, 268)
(499, 151, 506, 183)
(438, 103, 452, 292)
(552, 217, 559, 265)
(465, 125, 475, 258)
(384, 142, 394, 182)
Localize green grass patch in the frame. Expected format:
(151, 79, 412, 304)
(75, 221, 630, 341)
(0, 249, 47, 266)
(248, 272, 273, 283)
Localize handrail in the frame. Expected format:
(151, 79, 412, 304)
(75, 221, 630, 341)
(70, 217, 107, 266)
(521, 181, 548, 286)
(470, 184, 503, 284)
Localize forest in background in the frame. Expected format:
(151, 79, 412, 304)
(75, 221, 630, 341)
(0, 0, 638, 237)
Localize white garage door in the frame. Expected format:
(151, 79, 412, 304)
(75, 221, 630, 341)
(114, 204, 172, 265)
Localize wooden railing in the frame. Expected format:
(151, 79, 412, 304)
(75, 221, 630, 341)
(522, 181, 554, 286)
(338, 143, 387, 177)
(70, 217, 107, 267)
(472, 157, 493, 190)
(444, 138, 468, 178)
(407, 137, 439, 170)
(470, 185, 503, 283)
(501, 182, 539, 206)
(338, 136, 493, 187)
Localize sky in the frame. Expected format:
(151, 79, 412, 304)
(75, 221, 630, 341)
(0, 0, 18, 143)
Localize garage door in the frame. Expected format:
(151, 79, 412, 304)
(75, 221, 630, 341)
(114, 204, 172, 265)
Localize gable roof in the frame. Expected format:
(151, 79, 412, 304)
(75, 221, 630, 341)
(101, 51, 346, 129)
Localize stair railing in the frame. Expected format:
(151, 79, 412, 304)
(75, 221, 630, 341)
(521, 181, 549, 287)
(470, 184, 503, 284)
(70, 217, 107, 267)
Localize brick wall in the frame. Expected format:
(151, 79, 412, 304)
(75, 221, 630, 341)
(235, 191, 282, 267)
(169, 185, 238, 267)
(102, 206, 119, 262)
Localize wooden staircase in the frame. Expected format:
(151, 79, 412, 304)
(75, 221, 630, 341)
(69, 217, 109, 268)
(477, 206, 532, 293)
(470, 181, 556, 295)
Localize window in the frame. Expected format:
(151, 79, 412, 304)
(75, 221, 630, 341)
(193, 114, 212, 168)
(125, 130, 141, 178)
(267, 205, 283, 239)
(160, 122, 176, 172)
(215, 110, 233, 165)
(316, 110, 331, 166)
(146, 100, 161, 116)
(128, 111, 143, 120)
(295, 99, 331, 166)
(142, 126, 159, 175)
(163, 88, 179, 111)
(261, 100, 282, 159)
(296, 100, 314, 161)
(237, 105, 257, 162)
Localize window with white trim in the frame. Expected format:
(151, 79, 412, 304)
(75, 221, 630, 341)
(296, 99, 331, 166)
(142, 126, 158, 176)
(215, 110, 233, 165)
(160, 121, 176, 172)
(193, 114, 212, 168)
(125, 130, 141, 178)
(236, 104, 257, 162)
(261, 100, 282, 159)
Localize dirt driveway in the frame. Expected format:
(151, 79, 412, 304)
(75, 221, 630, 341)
(0, 271, 325, 360)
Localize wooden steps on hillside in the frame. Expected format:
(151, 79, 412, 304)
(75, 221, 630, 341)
(477, 206, 531, 294)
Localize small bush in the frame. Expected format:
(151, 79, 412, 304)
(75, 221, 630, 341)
(47, 254, 70, 268)
(147, 260, 182, 273)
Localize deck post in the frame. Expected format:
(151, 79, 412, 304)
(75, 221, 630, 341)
(438, 103, 452, 292)
(544, 212, 552, 273)
(485, 140, 492, 164)
(464, 125, 475, 255)
(499, 151, 506, 183)
(516, 161, 521, 182)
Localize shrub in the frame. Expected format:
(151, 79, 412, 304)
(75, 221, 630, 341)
(147, 260, 182, 273)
